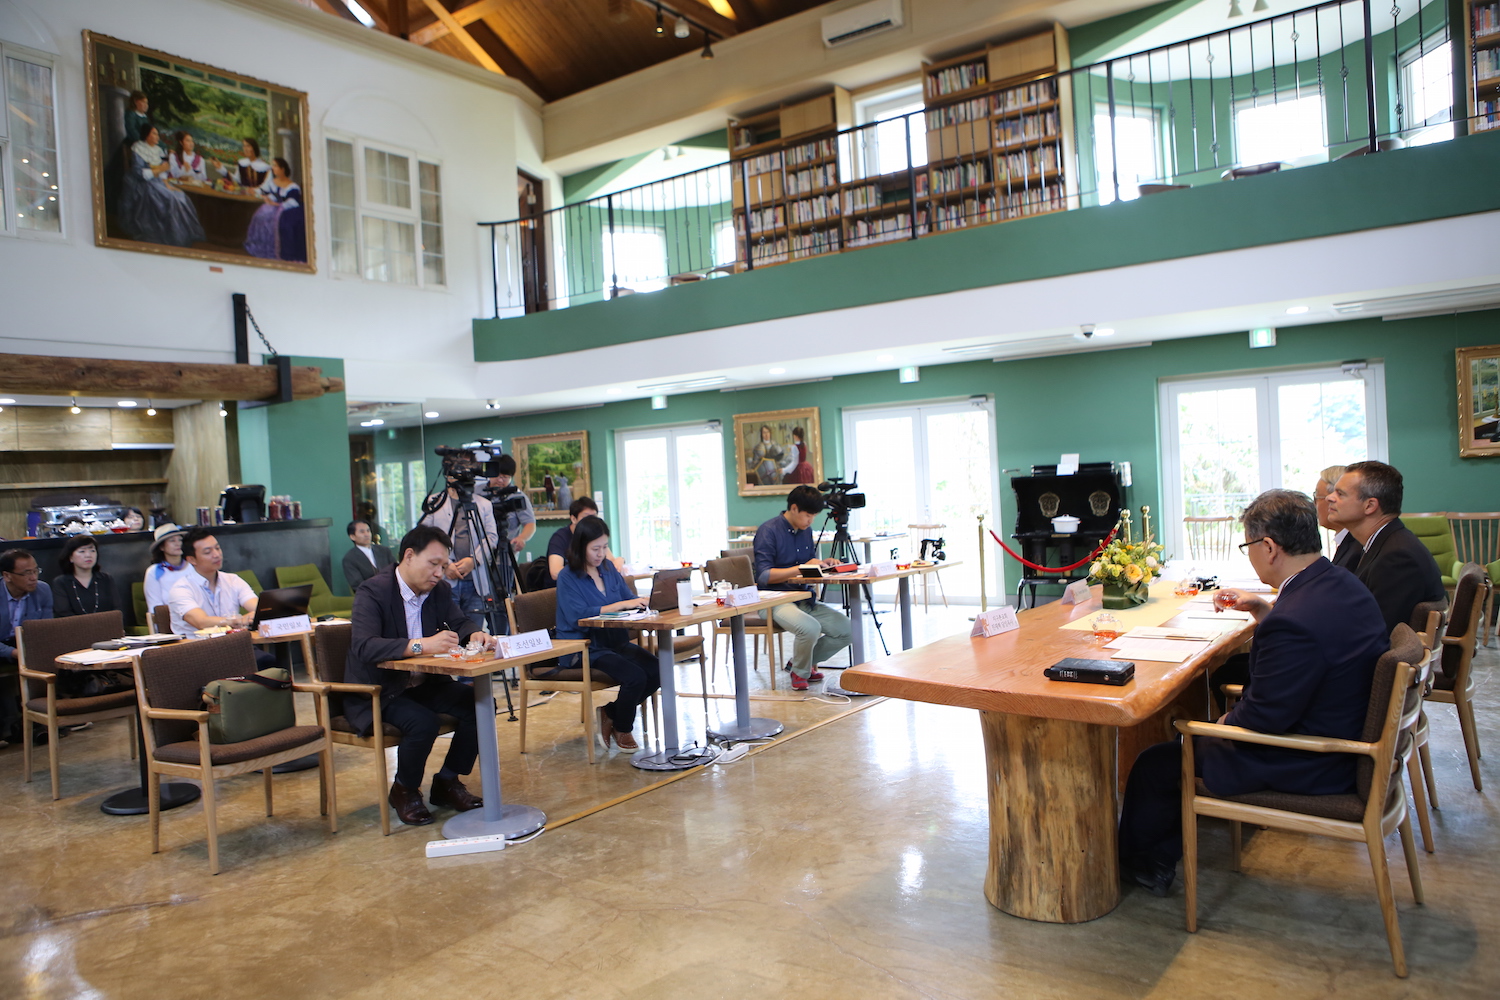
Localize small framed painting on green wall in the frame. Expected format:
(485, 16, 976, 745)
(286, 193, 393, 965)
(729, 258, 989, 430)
(1457, 345, 1500, 459)
(513, 431, 590, 518)
(733, 407, 822, 497)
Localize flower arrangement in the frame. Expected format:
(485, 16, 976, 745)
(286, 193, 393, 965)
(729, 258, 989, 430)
(1089, 507, 1165, 608)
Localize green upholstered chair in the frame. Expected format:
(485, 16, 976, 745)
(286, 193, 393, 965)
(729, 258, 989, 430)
(130, 582, 150, 635)
(1401, 514, 1459, 587)
(274, 563, 353, 617)
(232, 569, 265, 595)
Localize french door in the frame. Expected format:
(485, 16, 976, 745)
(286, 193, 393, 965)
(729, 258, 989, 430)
(841, 398, 999, 602)
(1159, 364, 1388, 561)
(615, 422, 727, 567)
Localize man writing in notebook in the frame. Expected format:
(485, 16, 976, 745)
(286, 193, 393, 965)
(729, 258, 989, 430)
(752, 485, 852, 691)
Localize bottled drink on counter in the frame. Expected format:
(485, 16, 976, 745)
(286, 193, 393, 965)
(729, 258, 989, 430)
(196, 506, 211, 526)
(290, 500, 302, 519)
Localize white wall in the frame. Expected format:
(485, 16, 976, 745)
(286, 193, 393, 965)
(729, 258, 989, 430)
(0, 0, 549, 402)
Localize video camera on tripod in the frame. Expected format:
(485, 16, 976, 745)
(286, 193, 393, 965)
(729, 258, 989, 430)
(816, 476, 866, 521)
(433, 439, 501, 489)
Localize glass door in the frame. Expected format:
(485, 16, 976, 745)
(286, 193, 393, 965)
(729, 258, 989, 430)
(843, 398, 998, 602)
(616, 423, 726, 566)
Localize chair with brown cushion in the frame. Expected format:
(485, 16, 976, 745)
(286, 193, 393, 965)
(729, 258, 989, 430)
(152, 604, 171, 635)
(1176, 623, 1427, 977)
(310, 622, 455, 835)
(705, 555, 784, 690)
(1404, 601, 1447, 853)
(134, 630, 336, 874)
(506, 588, 657, 764)
(18, 610, 136, 800)
(1446, 513, 1499, 646)
(1427, 562, 1490, 792)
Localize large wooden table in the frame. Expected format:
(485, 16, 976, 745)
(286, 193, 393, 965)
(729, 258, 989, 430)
(841, 585, 1255, 924)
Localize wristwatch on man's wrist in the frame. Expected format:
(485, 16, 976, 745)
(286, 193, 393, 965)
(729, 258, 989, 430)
(410, 640, 423, 656)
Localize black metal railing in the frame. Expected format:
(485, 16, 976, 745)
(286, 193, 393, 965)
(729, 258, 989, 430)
(481, 0, 1465, 317)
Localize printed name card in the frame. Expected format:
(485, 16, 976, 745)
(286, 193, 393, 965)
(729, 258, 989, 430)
(497, 629, 553, 658)
(970, 606, 1020, 638)
(724, 585, 761, 607)
(870, 560, 900, 577)
(259, 614, 310, 637)
(1060, 580, 1094, 605)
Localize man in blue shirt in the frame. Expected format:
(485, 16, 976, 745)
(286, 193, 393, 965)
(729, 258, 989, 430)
(753, 485, 853, 690)
(1, 549, 54, 746)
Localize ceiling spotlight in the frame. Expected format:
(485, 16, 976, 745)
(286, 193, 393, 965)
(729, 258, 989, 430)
(702, 34, 714, 59)
(70, 396, 81, 414)
(118, 400, 137, 407)
(360, 418, 385, 427)
(146, 405, 157, 416)
(655, 3, 664, 34)
(769, 367, 786, 375)
(424, 411, 439, 419)
(484, 399, 501, 410)
(219, 406, 228, 417)
(1285, 305, 1310, 315)
(674, 15, 690, 38)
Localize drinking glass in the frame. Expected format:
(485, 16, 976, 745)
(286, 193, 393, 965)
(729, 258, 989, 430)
(1092, 612, 1122, 643)
(1214, 590, 1239, 611)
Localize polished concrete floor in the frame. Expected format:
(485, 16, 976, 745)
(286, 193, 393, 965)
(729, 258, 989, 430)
(3, 605, 1497, 999)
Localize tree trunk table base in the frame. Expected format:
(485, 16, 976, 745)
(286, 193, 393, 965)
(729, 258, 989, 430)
(981, 711, 1119, 923)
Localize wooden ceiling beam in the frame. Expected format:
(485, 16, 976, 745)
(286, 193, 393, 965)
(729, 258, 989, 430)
(465, 20, 552, 100)
(0, 354, 345, 402)
(417, 0, 504, 73)
(309, 0, 364, 24)
(388, 0, 410, 38)
(410, 0, 508, 45)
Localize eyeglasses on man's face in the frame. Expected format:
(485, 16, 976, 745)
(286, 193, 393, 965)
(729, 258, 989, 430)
(1237, 537, 1270, 554)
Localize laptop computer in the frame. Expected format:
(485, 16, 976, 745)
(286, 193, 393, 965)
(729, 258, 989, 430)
(645, 567, 695, 612)
(250, 585, 314, 629)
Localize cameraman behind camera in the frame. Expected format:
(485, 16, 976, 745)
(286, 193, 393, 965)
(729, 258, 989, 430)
(419, 476, 498, 619)
(479, 454, 536, 592)
(751, 484, 853, 691)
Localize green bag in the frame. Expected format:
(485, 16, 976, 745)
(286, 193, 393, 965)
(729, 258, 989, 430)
(201, 668, 295, 744)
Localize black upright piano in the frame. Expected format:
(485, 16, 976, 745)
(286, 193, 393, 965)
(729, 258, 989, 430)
(1010, 462, 1128, 608)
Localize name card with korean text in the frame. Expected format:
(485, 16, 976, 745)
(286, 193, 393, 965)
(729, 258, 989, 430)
(497, 629, 553, 659)
(870, 560, 899, 577)
(1060, 580, 1094, 605)
(970, 606, 1020, 639)
(259, 614, 311, 637)
(724, 585, 761, 608)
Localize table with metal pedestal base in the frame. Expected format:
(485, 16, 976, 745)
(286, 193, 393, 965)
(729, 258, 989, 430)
(380, 640, 587, 840)
(816, 561, 961, 694)
(579, 591, 810, 770)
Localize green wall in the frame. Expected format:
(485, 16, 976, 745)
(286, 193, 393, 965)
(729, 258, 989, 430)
(474, 128, 1500, 361)
(436, 311, 1499, 593)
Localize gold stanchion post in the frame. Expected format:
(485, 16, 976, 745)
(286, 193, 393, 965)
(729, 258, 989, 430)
(978, 513, 987, 612)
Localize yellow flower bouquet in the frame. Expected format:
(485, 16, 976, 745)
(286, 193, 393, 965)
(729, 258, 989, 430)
(1088, 508, 1165, 608)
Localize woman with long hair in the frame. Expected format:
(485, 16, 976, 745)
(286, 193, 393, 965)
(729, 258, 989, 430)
(50, 535, 119, 618)
(552, 516, 660, 751)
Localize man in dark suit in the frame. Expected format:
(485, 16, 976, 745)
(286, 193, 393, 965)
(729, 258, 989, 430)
(1, 549, 54, 746)
(1324, 460, 1447, 632)
(341, 519, 393, 593)
(346, 525, 497, 827)
(1118, 489, 1388, 896)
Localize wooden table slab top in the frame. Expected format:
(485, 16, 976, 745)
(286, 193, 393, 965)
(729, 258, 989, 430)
(841, 585, 1254, 728)
(380, 639, 587, 678)
(577, 590, 809, 631)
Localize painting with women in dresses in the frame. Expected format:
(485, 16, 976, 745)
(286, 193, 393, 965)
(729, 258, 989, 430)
(732, 408, 823, 497)
(513, 431, 592, 519)
(84, 33, 314, 272)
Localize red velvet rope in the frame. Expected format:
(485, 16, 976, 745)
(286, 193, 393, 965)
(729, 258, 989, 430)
(988, 526, 1119, 574)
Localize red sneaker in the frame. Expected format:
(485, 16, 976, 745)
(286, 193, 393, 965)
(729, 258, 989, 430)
(785, 660, 824, 681)
(790, 673, 810, 691)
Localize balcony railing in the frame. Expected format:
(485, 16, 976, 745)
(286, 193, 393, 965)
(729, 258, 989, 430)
(481, 0, 1469, 317)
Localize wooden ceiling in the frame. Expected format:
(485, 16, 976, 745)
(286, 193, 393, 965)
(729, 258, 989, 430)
(310, 0, 841, 102)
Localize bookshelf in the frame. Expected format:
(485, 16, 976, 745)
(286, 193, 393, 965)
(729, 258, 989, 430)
(920, 25, 1075, 232)
(729, 88, 852, 267)
(1467, 0, 1500, 131)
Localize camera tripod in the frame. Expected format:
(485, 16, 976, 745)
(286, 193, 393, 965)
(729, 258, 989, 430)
(820, 508, 890, 662)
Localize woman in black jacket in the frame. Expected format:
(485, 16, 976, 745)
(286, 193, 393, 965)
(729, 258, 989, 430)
(51, 535, 120, 618)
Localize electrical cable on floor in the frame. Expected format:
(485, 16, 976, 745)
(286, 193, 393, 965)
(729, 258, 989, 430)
(506, 827, 546, 846)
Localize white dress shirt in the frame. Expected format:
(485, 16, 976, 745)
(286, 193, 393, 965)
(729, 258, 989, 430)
(166, 567, 257, 635)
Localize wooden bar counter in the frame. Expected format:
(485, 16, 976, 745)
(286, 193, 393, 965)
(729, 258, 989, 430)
(841, 585, 1255, 924)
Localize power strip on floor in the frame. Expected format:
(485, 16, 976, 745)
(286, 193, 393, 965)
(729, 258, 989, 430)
(424, 833, 507, 858)
(715, 744, 752, 764)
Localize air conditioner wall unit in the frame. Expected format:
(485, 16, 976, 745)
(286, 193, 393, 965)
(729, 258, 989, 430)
(821, 0, 904, 48)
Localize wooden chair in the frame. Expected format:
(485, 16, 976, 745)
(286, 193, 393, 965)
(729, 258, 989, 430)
(152, 604, 171, 635)
(1400, 513, 1460, 590)
(134, 630, 336, 874)
(1404, 601, 1447, 853)
(726, 526, 758, 550)
(1176, 623, 1427, 977)
(1446, 513, 1500, 645)
(705, 555, 784, 691)
(18, 611, 136, 800)
(908, 523, 948, 610)
(1427, 562, 1490, 792)
(309, 622, 456, 835)
(1182, 516, 1236, 562)
(505, 589, 657, 763)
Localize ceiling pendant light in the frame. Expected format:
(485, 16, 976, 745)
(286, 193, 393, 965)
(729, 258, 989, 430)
(701, 33, 714, 59)
(70, 396, 81, 414)
(146, 399, 157, 416)
(1252, 0, 1269, 9)
(655, 3, 665, 34)
(1228, 0, 1244, 15)
(674, 15, 690, 38)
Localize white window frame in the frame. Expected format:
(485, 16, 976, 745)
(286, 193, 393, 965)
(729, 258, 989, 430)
(0, 40, 65, 241)
(1093, 102, 1163, 204)
(850, 81, 926, 181)
(1158, 364, 1388, 561)
(601, 224, 668, 294)
(1398, 32, 1455, 145)
(323, 131, 445, 289)
(1232, 91, 1329, 167)
(613, 420, 727, 565)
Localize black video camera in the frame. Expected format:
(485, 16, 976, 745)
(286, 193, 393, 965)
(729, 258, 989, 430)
(817, 476, 867, 517)
(435, 438, 502, 481)
(489, 483, 527, 516)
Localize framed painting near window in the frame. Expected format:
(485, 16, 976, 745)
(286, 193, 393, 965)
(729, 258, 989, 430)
(83, 31, 313, 272)
(1457, 344, 1500, 458)
(733, 407, 823, 497)
(513, 431, 590, 519)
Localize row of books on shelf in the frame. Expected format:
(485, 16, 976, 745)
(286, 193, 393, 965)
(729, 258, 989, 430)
(929, 60, 987, 98)
(1475, 3, 1500, 37)
(846, 213, 926, 246)
(785, 163, 839, 195)
(927, 96, 990, 128)
(993, 79, 1059, 114)
(930, 188, 1066, 230)
(996, 143, 1061, 183)
(739, 150, 784, 177)
(931, 160, 993, 194)
(788, 193, 840, 224)
(785, 137, 838, 167)
(1477, 47, 1500, 80)
(738, 205, 785, 235)
(995, 110, 1060, 146)
(790, 230, 840, 257)
(1477, 100, 1499, 129)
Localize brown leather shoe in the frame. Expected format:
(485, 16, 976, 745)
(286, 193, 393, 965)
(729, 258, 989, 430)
(429, 774, 483, 812)
(389, 782, 433, 826)
(613, 725, 639, 751)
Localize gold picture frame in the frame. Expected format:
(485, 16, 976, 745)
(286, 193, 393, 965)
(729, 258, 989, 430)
(733, 407, 823, 497)
(83, 31, 314, 273)
(1457, 344, 1500, 458)
(513, 430, 590, 519)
